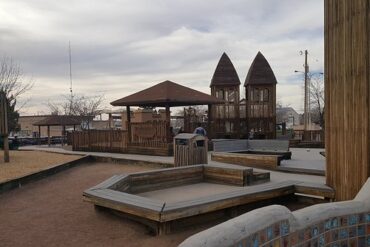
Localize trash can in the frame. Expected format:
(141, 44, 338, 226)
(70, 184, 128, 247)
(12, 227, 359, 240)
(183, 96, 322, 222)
(174, 133, 208, 167)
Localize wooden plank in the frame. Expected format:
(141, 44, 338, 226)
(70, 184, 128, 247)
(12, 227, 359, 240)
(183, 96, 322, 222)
(211, 152, 280, 170)
(161, 181, 297, 221)
(294, 182, 335, 199)
(83, 188, 164, 221)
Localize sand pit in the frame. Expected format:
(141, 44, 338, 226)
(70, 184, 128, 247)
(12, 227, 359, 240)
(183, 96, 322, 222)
(0, 150, 82, 182)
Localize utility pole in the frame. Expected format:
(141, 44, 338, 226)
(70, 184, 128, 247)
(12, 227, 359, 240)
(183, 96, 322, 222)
(69, 41, 73, 115)
(303, 50, 310, 132)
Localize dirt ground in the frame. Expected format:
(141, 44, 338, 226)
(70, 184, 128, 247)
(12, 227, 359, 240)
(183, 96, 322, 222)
(0, 150, 82, 182)
(0, 161, 217, 247)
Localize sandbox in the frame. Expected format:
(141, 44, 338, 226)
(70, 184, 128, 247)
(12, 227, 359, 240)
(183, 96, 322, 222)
(83, 164, 334, 235)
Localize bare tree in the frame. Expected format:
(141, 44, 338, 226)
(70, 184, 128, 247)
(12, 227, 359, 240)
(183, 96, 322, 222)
(0, 57, 33, 131)
(309, 73, 325, 127)
(47, 94, 104, 130)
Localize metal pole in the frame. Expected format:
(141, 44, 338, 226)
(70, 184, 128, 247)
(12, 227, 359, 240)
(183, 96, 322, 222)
(304, 50, 309, 131)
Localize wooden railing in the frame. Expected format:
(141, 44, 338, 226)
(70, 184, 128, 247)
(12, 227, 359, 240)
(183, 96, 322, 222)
(71, 130, 128, 153)
(70, 121, 172, 154)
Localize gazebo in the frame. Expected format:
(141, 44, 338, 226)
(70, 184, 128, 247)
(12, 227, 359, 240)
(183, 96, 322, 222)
(33, 115, 82, 146)
(111, 80, 223, 154)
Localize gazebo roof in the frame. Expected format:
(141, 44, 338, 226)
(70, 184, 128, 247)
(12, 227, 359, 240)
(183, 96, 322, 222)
(210, 52, 240, 87)
(244, 51, 277, 86)
(33, 115, 82, 126)
(110, 80, 224, 107)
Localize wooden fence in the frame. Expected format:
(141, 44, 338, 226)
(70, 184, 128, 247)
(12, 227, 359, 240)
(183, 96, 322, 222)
(71, 130, 128, 153)
(70, 121, 172, 155)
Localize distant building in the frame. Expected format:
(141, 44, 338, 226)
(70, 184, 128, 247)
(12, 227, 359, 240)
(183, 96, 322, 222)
(276, 107, 300, 129)
(18, 115, 103, 137)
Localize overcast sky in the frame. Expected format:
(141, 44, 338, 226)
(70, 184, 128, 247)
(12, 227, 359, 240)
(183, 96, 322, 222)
(0, 0, 324, 115)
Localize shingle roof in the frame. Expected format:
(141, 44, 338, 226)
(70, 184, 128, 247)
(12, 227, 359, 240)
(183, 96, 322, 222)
(110, 80, 224, 107)
(244, 52, 277, 86)
(210, 52, 241, 87)
(33, 115, 83, 126)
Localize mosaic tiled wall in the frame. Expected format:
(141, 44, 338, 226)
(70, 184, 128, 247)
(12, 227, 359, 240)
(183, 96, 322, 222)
(236, 213, 370, 247)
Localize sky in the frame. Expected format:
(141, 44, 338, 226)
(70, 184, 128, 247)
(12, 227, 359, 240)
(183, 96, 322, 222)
(0, 0, 324, 115)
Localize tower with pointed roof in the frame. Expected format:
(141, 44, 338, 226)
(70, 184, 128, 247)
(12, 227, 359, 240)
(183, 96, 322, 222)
(210, 52, 241, 138)
(244, 51, 277, 139)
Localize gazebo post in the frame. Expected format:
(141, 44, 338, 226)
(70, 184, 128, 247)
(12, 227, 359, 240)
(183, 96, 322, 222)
(208, 104, 213, 139)
(38, 125, 41, 145)
(165, 104, 171, 143)
(126, 106, 131, 144)
(62, 125, 66, 146)
(47, 125, 51, 146)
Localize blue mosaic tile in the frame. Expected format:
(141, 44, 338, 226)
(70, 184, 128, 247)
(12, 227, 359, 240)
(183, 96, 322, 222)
(366, 214, 370, 223)
(340, 216, 348, 227)
(338, 228, 348, 239)
(358, 236, 366, 247)
(332, 218, 339, 228)
(266, 226, 273, 241)
(325, 219, 332, 230)
(318, 234, 325, 247)
(312, 226, 319, 237)
(280, 221, 289, 236)
(273, 223, 280, 238)
(252, 234, 259, 247)
(348, 237, 357, 247)
(332, 242, 340, 247)
(348, 215, 358, 225)
(348, 226, 356, 238)
(340, 240, 348, 247)
(358, 224, 366, 236)
(310, 237, 318, 247)
(318, 223, 325, 234)
(332, 229, 339, 241)
(359, 213, 365, 224)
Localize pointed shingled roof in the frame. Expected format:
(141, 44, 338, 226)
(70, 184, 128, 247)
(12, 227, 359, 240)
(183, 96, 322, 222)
(244, 52, 277, 86)
(210, 52, 240, 87)
(111, 80, 223, 107)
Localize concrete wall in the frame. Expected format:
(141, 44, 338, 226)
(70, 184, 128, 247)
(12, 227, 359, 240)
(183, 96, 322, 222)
(179, 178, 370, 247)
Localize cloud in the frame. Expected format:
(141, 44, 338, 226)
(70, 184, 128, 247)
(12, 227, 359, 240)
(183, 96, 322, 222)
(0, 0, 324, 114)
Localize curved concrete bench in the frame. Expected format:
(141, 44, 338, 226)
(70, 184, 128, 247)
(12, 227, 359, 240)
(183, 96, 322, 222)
(179, 178, 370, 247)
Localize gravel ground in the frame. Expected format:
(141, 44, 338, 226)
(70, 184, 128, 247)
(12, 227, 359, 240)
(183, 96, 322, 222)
(0, 161, 213, 247)
(0, 150, 82, 182)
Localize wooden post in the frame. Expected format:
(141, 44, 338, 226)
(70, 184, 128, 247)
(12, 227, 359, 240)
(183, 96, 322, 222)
(47, 125, 51, 146)
(38, 125, 41, 145)
(165, 105, 171, 143)
(0, 92, 9, 162)
(325, 0, 370, 200)
(126, 106, 131, 144)
(207, 104, 213, 139)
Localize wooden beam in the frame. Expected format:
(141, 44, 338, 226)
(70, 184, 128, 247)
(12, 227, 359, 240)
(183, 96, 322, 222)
(47, 125, 51, 146)
(126, 106, 131, 144)
(165, 105, 171, 143)
(325, 0, 370, 200)
(207, 104, 212, 139)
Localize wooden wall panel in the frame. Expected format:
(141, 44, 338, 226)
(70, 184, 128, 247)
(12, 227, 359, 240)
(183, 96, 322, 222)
(325, 0, 370, 200)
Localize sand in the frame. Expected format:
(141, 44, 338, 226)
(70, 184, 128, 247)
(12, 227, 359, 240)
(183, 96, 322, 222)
(0, 150, 82, 182)
(0, 161, 208, 247)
